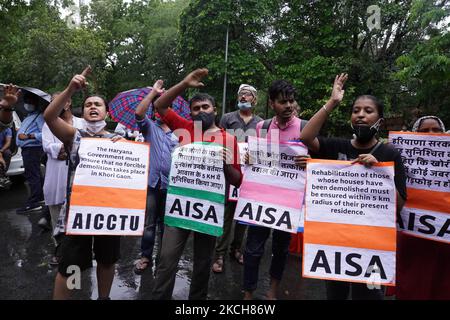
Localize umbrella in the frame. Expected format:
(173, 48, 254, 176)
(20, 87, 51, 104)
(108, 87, 191, 131)
(0, 84, 51, 118)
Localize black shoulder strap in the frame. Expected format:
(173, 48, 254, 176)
(369, 141, 383, 155)
(260, 119, 272, 138)
(22, 112, 41, 133)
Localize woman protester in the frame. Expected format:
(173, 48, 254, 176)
(299, 74, 407, 300)
(44, 66, 123, 300)
(396, 116, 450, 300)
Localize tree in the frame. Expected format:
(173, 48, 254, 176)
(0, 0, 105, 95)
(178, 0, 280, 116)
(394, 31, 450, 126)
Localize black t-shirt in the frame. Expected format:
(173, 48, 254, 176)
(317, 136, 407, 200)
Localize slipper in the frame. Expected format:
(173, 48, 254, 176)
(212, 256, 224, 273)
(49, 256, 59, 267)
(134, 258, 151, 275)
(231, 249, 244, 265)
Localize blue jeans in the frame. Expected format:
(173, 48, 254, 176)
(140, 186, 167, 261)
(243, 225, 292, 292)
(22, 146, 44, 206)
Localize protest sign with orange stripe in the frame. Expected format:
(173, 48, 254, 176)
(66, 138, 149, 236)
(234, 137, 308, 233)
(303, 160, 397, 285)
(389, 131, 450, 244)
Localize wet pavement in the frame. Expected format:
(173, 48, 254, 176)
(0, 181, 326, 300)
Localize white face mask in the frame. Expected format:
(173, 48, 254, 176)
(83, 119, 107, 135)
(24, 103, 36, 112)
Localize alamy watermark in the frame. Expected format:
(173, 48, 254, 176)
(66, 265, 81, 290)
(367, 5, 381, 31)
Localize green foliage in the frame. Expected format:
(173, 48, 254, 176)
(0, 0, 448, 134)
(179, 0, 450, 135)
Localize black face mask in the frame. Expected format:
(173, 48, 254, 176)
(192, 112, 215, 131)
(352, 119, 382, 143)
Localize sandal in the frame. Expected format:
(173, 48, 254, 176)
(212, 256, 224, 273)
(231, 249, 244, 265)
(134, 257, 151, 275)
(49, 256, 59, 267)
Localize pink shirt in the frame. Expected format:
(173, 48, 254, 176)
(255, 116, 304, 142)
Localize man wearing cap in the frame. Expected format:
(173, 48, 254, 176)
(211, 84, 263, 273)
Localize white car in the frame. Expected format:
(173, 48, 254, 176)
(6, 111, 25, 177)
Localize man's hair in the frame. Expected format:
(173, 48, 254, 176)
(82, 94, 109, 112)
(189, 93, 215, 109)
(268, 80, 297, 101)
(23, 92, 40, 105)
(352, 95, 384, 119)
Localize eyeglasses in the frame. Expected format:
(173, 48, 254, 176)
(0, 106, 15, 111)
(238, 92, 253, 97)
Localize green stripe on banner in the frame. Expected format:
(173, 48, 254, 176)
(191, 141, 223, 148)
(168, 185, 225, 204)
(164, 215, 223, 237)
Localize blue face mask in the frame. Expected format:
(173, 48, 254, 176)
(237, 102, 252, 110)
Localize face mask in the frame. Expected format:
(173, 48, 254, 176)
(351, 119, 382, 143)
(192, 112, 215, 131)
(83, 120, 106, 135)
(24, 103, 36, 112)
(237, 102, 252, 110)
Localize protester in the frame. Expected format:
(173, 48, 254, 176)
(0, 85, 21, 190)
(151, 68, 242, 300)
(243, 79, 309, 300)
(0, 84, 20, 129)
(42, 93, 84, 265)
(44, 66, 123, 300)
(16, 92, 45, 214)
(0, 126, 12, 189)
(395, 115, 450, 300)
(212, 83, 263, 273)
(411, 116, 446, 133)
(133, 80, 179, 274)
(299, 74, 407, 300)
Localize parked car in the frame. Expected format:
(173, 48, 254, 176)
(6, 111, 25, 177)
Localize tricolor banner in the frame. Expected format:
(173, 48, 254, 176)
(389, 131, 450, 244)
(165, 142, 226, 237)
(66, 138, 149, 236)
(303, 160, 397, 286)
(234, 136, 308, 233)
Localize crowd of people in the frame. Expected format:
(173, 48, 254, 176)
(0, 66, 448, 300)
